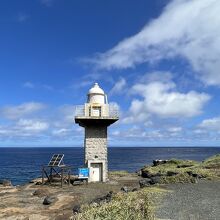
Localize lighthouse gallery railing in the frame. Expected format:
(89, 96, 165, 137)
(75, 104, 119, 118)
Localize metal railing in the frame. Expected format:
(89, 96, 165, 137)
(75, 105, 85, 117)
(75, 104, 119, 118)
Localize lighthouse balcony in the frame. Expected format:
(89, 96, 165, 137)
(74, 104, 119, 126)
(75, 104, 119, 118)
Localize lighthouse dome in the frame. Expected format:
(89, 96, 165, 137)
(88, 83, 104, 95)
(88, 83, 106, 104)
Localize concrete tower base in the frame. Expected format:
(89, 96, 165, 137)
(84, 125, 108, 182)
(75, 117, 118, 182)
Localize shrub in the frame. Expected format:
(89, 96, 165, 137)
(74, 188, 164, 220)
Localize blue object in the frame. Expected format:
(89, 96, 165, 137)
(78, 168, 89, 179)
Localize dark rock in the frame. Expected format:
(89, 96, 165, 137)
(186, 171, 205, 179)
(187, 171, 193, 176)
(33, 189, 49, 197)
(192, 173, 205, 179)
(92, 191, 114, 204)
(43, 196, 55, 205)
(167, 171, 179, 176)
(72, 205, 81, 213)
(0, 179, 12, 186)
(141, 170, 154, 178)
(153, 160, 168, 166)
(136, 170, 142, 176)
(121, 186, 128, 193)
(177, 164, 193, 168)
(35, 182, 42, 185)
(139, 179, 151, 188)
(149, 176, 161, 185)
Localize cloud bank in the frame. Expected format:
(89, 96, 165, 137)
(88, 0, 220, 86)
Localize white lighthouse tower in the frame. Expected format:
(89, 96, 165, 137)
(75, 83, 119, 182)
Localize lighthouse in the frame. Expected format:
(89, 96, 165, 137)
(75, 83, 119, 182)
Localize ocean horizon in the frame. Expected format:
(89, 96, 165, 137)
(0, 146, 219, 185)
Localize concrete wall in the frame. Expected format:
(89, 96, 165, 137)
(84, 125, 108, 182)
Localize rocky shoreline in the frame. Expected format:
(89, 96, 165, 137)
(0, 154, 219, 220)
(0, 172, 142, 220)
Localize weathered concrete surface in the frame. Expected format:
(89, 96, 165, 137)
(85, 125, 108, 182)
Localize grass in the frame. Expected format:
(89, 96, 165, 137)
(141, 154, 220, 183)
(73, 187, 166, 220)
(109, 170, 130, 177)
(202, 154, 220, 169)
(160, 173, 196, 184)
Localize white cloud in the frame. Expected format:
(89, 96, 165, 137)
(17, 119, 49, 132)
(0, 102, 46, 120)
(23, 82, 54, 91)
(58, 105, 75, 125)
(0, 102, 83, 142)
(109, 77, 126, 95)
(131, 81, 210, 118)
(23, 82, 35, 89)
(52, 128, 70, 136)
(88, 0, 220, 86)
(122, 75, 210, 123)
(122, 99, 150, 124)
(0, 119, 49, 139)
(139, 71, 173, 84)
(198, 117, 220, 131)
(167, 127, 182, 133)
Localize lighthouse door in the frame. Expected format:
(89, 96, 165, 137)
(90, 163, 102, 182)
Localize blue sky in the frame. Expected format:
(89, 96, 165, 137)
(0, 0, 220, 147)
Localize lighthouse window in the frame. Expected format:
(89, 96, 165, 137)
(91, 106, 101, 117)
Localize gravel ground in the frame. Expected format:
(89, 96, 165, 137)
(156, 180, 220, 220)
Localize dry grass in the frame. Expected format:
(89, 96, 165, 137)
(74, 187, 165, 220)
(108, 170, 130, 177)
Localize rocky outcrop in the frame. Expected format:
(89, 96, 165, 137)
(33, 189, 49, 197)
(153, 160, 169, 166)
(73, 205, 81, 214)
(91, 191, 114, 205)
(0, 179, 12, 187)
(121, 186, 129, 193)
(139, 176, 162, 188)
(139, 179, 151, 188)
(43, 196, 56, 205)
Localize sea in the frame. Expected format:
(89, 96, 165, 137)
(0, 147, 219, 185)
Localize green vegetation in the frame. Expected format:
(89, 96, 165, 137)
(202, 154, 220, 169)
(141, 154, 220, 184)
(160, 173, 196, 184)
(109, 170, 129, 177)
(74, 187, 165, 220)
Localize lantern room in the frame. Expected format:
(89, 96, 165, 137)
(87, 82, 107, 104)
(85, 83, 109, 118)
